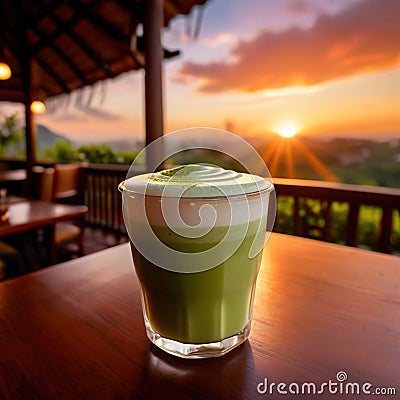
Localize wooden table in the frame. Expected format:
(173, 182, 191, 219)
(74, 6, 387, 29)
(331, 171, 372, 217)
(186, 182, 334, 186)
(0, 169, 27, 183)
(0, 197, 87, 238)
(0, 169, 27, 196)
(0, 234, 399, 399)
(0, 197, 88, 269)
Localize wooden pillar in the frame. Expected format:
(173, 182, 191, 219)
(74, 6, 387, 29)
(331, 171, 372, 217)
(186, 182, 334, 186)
(144, 0, 164, 171)
(22, 55, 37, 194)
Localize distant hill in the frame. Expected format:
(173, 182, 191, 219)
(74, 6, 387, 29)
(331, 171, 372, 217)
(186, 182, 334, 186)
(3, 124, 71, 157)
(5, 124, 144, 157)
(35, 125, 72, 156)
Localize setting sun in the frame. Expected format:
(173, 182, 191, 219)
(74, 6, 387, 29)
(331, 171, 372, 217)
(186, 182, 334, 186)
(277, 121, 299, 138)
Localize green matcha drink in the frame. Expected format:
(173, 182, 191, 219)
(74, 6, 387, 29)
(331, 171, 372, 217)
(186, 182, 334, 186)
(119, 164, 273, 358)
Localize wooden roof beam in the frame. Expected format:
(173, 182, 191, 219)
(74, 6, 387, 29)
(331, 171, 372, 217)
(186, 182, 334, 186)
(9, 0, 70, 95)
(35, 57, 70, 94)
(4, 32, 24, 62)
(27, 22, 88, 87)
(11, 0, 59, 55)
(68, 0, 145, 67)
(46, 10, 114, 79)
(163, 1, 180, 18)
(69, 0, 130, 45)
(43, 44, 88, 87)
(30, 12, 84, 56)
(116, 0, 145, 23)
(4, 30, 63, 98)
(28, 0, 113, 80)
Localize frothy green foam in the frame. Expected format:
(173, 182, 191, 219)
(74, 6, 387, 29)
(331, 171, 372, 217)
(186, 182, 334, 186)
(122, 164, 272, 198)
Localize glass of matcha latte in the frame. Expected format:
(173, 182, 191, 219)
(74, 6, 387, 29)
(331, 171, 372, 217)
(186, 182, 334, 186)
(119, 164, 274, 358)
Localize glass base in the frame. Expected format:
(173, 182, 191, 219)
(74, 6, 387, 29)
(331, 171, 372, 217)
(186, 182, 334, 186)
(144, 316, 252, 359)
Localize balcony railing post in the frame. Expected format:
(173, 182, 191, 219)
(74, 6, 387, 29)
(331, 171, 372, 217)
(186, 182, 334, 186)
(379, 207, 393, 253)
(346, 203, 360, 247)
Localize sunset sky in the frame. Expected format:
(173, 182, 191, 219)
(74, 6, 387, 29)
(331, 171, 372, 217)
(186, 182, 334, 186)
(2, 0, 400, 143)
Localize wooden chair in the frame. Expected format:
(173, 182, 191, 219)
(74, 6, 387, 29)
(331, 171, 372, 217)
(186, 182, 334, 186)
(52, 163, 81, 204)
(32, 165, 54, 202)
(32, 165, 85, 264)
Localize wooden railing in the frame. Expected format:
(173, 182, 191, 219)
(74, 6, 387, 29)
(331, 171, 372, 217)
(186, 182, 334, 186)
(79, 163, 147, 233)
(77, 165, 400, 255)
(2, 158, 399, 255)
(79, 164, 127, 232)
(273, 178, 400, 254)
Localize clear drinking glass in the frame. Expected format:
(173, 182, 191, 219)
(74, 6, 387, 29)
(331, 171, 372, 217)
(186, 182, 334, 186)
(119, 166, 273, 358)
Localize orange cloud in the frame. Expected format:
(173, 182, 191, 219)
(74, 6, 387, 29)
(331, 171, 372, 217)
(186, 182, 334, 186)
(178, 0, 400, 93)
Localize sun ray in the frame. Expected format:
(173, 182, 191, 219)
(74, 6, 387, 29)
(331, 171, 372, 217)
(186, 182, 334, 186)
(292, 139, 337, 182)
(260, 136, 281, 163)
(284, 141, 295, 178)
(269, 139, 285, 177)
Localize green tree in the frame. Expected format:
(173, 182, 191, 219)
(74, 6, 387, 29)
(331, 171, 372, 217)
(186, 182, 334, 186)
(115, 150, 141, 165)
(77, 144, 117, 164)
(0, 113, 23, 156)
(43, 141, 142, 165)
(43, 140, 77, 162)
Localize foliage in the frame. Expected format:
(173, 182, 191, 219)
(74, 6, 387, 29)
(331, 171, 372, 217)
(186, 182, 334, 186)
(275, 198, 400, 254)
(77, 144, 117, 164)
(43, 140, 77, 163)
(275, 196, 295, 234)
(115, 150, 141, 165)
(42, 140, 140, 165)
(0, 113, 23, 156)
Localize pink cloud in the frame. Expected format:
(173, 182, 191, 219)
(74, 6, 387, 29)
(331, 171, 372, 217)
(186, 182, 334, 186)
(285, 0, 321, 15)
(178, 0, 400, 93)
